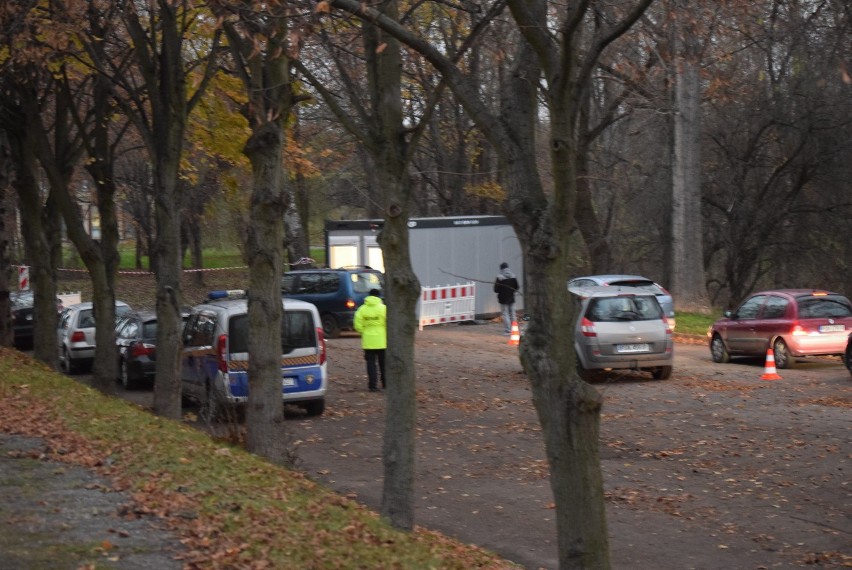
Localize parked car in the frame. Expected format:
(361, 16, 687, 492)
(181, 290, 327, 420)
(281, 266, 384, 338)
(708, 289, 852, 369)
(845, 333, 852, 378)
(10, 291, 63, 349)
(114, 310, 159, 390)
(57, 300, 132, 374)
(570, 285, 673, 381)
(567, 275, 676, 329)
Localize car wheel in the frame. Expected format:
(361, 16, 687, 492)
(302, 399, 325, 417)
(576, 358, 598, 383)
(710, 335, 730, 363)
(119, 359, 136, 390)
(321, 314, 340, 339)
(652, 366, 672, 380)
(845, 339, 852, 378)
(201, 385, 222, 423)
(773, 338, 794, 369)
(62, 348, 77, 375)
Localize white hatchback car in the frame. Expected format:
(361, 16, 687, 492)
(57, 300, 132, 374)
(570, 286, 673, 381)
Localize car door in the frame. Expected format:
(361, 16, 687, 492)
(752, 294, 790, 352)
(180, 311, 217, 399)
(725, 295, 766, 354)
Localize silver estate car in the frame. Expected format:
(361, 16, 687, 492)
(570, 285, 674, 381)
(568, 274, 676, 329)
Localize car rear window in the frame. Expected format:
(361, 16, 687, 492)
(228, 311, 317, 354)
(796, 296, 852, 318)
(608, 280, 660, 294)
(586, 295, 663, 322)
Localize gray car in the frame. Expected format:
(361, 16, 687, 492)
(570, 286, 673, 381)
(567, 274, 676, 329)
(57, 300, 132, 374)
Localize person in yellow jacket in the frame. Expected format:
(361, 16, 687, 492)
(353, 289, 387, 392)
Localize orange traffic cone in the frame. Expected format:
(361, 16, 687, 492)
(508, 321, 520, 346)
(760, 348, 782, 381)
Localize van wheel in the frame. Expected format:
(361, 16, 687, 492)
(303, 399, 325, 417)
(201, 386, 222, 423)
(321, 314, 340, 338)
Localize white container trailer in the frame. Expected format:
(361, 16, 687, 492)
(325, 216, 523, 318)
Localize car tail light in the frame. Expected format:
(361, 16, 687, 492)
(580, 317, 597, 337)
(130, 342, 154, 357)
(345, 299, 356, 310)
(663, 318, 672, 335)
(791, 322, 807, 336)
(216, 334, 228, 372)
(317, 327, 327, 365)
(70, 330, 86, 342)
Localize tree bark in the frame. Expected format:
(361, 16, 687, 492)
(670, 5, 710, 312)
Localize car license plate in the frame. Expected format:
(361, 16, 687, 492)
(819, 324, 845, 333)
(616, 343, 649, 353)
(282, 377, 296, 387)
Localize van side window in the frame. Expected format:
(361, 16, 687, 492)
(281, 274, 297, 294)
(187, 313, 216, 347)
(299, 273, 322, 294)
(319, 274, 340, 294)
(228, 314, 249, 353)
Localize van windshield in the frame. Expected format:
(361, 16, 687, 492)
(228, 311, 317, 354)
(350, 272, 384, 294)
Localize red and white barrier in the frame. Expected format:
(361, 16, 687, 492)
(418, 283, 476, 330)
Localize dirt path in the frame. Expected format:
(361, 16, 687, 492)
(288, 321, 851, 570)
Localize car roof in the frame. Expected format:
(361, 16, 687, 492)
(66, 300, 130, 310)
(124, 310, 157, 321)
(748, 289, 844, 298)
(196, 296, 319, 313)
(570, 274, 656, 283)
(568, 285, 659, 298)
(284, 266, 381, 274)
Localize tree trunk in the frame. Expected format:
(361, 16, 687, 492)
(0, 131, 12, 348)
(7, 125, 59, 367)
(670, 9, 710, 312)
(244, 121, 289, 461)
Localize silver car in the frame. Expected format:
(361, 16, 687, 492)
(57, 300, 132, 374)
(570, 286, 673, 381)
(568, 274, 676, 329)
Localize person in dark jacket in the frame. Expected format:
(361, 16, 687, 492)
(353, 289, 387, 392)
(494, 262, 520, 334)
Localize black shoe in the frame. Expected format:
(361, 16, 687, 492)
(369, 387, 379, 392)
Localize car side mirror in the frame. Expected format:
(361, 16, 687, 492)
(724, 310, 734, 318)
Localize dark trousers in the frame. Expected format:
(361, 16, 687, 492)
(364, 349, 386, 390)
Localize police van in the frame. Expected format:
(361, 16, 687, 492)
(181, 290, 327, 419)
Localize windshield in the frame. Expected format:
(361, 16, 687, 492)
(350, 272, 384, 294)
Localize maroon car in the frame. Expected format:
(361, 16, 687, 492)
(708, 289, 852, 369)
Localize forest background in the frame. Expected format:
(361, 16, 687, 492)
(0, 2, 850, 569)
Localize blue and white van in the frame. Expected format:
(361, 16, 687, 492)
(180, 291, 327, 419)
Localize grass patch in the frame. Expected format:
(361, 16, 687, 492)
(675, 311, 719, 336)
(0, 349, 517, 569)
(115, 245, 327, 270)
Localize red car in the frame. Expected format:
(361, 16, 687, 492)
(708, 289, 852, 369)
